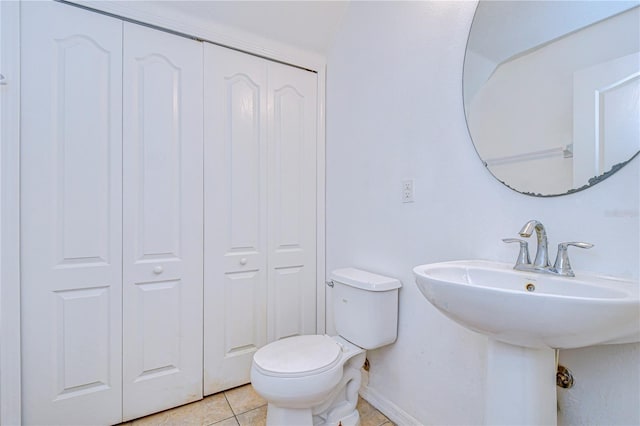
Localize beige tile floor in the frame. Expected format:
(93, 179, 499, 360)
(120, 384, 393, 426)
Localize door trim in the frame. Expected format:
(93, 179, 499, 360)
(315, 65, 327, 335)
(1, 1, 22, 425)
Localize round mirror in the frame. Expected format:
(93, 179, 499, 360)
(464, 1, 640, 196)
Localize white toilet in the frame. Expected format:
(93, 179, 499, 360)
(251, 268, 401, 426)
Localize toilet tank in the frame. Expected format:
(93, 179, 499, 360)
(330, 268, 401, 350)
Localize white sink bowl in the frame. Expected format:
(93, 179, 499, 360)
(413, 260, 640, 349)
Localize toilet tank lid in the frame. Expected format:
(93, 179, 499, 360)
(330, 268, 401, 291)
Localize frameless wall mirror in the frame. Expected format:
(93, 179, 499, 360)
(464, 1, 640, 196)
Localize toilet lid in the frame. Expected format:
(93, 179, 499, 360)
(253, 335, 342, 377)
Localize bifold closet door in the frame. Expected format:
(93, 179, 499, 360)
(203, 43, 317, 395)
(122, 22, 204, 420)
(20, 2, 123, 425)
(203, 43, 269, 395)
(266, 61, 318, 342)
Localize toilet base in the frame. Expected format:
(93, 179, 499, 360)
(266, 405, 313, 426)
(265, 404, 360, 426)
(322, 408, 360, 426)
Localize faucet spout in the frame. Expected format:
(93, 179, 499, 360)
(519, 220, 549, 268)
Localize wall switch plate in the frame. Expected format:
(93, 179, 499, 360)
(402, 179, 414, 203)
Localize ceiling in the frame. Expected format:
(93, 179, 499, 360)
(130, 1, 350, 56)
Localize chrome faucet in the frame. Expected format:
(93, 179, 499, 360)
(503, 220, 593, 277)
(518, 220, 550, 269)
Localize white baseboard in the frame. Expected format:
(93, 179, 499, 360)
(359, 384, 423, 426)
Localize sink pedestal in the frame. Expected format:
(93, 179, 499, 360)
(485, 339, 557, 426)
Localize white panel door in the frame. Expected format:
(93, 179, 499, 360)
(122, 22, 204, 420)
(203, 43, 268, 395)
(573, 53, 640, 185)
(267, 62, 317, 341)
(20, 2, 123, 424)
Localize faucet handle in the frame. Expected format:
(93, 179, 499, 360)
(503, 238, 531, 267)
(553, 242, 594, 277)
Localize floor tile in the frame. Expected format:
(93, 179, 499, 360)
(224, 384, 267, 415)
(357, 396, 392, 426)
(120, 385, 392, 426)
(201, 392, 236, 425)
(131, 393, 234, 426)
(210, 416, 240, 426)
(236, 405, 267, 426)
(130, 401, 200, 426)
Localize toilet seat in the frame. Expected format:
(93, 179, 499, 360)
(253, 335, 342, 378)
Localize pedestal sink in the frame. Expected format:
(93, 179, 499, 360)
(413, 260, 640, 426)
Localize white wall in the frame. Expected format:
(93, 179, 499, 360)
(326, 2, 639, 425)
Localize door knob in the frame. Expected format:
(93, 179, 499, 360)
(239, 258, 248, 266)
(153, 265, 164, 274)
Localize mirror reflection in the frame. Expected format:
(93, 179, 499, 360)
(464, 1, 640, 196)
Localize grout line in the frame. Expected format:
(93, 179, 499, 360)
(234, 403, 267, 417)
(222, 391, 235, 416)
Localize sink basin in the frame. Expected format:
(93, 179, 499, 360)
(414, 259, 640, 425)
(413, 260, 640, 349)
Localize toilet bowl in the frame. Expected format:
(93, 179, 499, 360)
(251, 335, 365, 425)
(250, 268, 401, 426)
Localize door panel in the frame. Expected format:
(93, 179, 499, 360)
(122, 22, 203, 420)
(272, 266, 306, 339)
(573, 52, 640, 184)
(54, 287, 112, 395)
(20, 2, 123, 424)
(222, 271, 263, 353)
(268, 63, 318, 341)
(203, 43, 268, 395)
